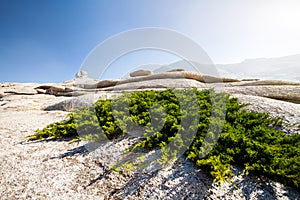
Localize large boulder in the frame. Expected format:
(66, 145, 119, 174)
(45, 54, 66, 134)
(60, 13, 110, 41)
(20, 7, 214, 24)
(130, 69, 152, 77)
(96, 80, 118, 88)
(75, 70, 88, 78)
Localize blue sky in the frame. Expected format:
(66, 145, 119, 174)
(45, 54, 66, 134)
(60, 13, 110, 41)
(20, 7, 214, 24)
(1, 0, 300, 83)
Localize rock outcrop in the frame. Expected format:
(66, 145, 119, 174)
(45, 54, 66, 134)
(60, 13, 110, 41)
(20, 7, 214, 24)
(1, 71, 300, 105)
(0, 76, 299, 199)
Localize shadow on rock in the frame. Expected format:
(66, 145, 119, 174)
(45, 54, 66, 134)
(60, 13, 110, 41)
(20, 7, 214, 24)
(42, 145, 89, 162)
(109, 157, 214, 200)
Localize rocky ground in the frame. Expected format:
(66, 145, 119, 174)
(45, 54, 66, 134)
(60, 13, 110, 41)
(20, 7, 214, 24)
(0, 71, 300, 199)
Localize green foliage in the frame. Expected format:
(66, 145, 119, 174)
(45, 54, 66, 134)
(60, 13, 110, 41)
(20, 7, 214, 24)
(27, 89, 300, 189)
(26, 113, 77, 141)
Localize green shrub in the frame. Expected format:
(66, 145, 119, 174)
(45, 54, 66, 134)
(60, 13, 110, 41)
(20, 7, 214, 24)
(26, 113, 77, 141)
(27, 89, 299, 189)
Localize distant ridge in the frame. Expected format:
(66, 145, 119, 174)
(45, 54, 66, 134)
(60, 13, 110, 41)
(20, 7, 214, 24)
(216, 54, 300, 81)
(150, 54, 300, 82)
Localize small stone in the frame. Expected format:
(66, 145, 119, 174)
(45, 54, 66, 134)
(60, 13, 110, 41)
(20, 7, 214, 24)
(129, 69, 152, 77)
(0, 91, 5, 98)
(167, 68, 185, 72)
(64, 87, 74, 92)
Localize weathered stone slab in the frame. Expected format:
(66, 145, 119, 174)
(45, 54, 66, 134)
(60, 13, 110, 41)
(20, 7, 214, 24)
(6, 87, 38, 95)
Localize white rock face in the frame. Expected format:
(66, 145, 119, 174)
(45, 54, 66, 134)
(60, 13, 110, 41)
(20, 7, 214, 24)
(75, 70, 88, 78)
(129, 69, 152, 77)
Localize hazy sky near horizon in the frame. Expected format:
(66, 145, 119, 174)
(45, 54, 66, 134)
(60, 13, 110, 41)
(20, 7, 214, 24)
(1, 0, 300, 82)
